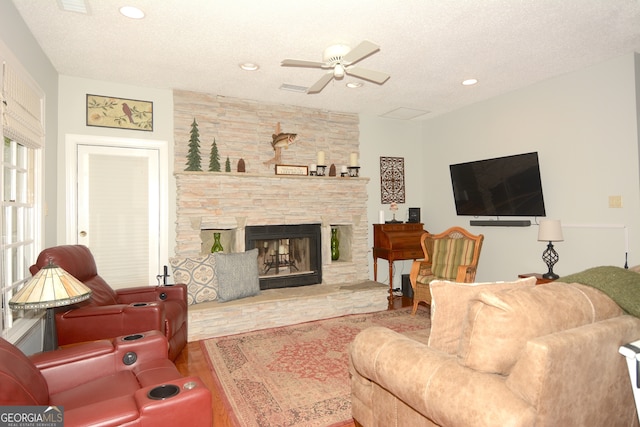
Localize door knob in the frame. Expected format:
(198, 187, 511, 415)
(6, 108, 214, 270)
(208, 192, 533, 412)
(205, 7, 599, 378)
(79, 231, 87, 237)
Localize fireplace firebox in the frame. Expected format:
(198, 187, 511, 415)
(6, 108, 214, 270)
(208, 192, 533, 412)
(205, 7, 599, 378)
(245, 224, 322, 290)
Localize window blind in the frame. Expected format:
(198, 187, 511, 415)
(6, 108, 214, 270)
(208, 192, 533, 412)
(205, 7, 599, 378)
(1, 61, 44, 149)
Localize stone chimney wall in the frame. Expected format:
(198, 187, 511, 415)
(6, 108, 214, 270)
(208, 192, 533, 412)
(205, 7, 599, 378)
(173, 90, 370, 285)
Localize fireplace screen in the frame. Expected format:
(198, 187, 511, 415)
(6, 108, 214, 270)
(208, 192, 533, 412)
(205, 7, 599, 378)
(257, 238, 311, 276)
(245, 224, 322, 290)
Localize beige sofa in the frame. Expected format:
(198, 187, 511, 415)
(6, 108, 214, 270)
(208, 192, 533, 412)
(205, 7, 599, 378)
(349, 278, 640, 427)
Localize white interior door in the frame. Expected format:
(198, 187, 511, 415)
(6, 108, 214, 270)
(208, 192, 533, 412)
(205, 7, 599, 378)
(70, 138, 166, 288)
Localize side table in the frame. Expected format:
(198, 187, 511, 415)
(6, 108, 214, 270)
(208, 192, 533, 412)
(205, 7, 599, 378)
(518, 273, 556, 285)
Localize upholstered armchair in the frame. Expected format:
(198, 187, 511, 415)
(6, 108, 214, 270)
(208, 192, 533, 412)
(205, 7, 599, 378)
(409, 226, 484, 314)
(0, 330, 212, 427)
(29, 245, 188, 360)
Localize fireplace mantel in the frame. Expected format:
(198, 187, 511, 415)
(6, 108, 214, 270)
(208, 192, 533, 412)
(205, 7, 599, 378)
(175, 171, 370, 286)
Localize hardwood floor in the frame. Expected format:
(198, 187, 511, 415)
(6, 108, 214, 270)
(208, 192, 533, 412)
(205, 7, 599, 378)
(174, 295, 413, 427)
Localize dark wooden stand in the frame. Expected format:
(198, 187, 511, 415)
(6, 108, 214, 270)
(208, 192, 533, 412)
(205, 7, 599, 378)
(518, 273, 556, 285)
(373, 223, 426, 304)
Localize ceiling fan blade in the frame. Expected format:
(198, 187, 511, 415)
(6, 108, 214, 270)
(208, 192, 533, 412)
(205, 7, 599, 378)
(342, 40, 380, 65)
(307, 72, 334, 94)
(281, 59, 326, 68)
(347, 67, 390, 84)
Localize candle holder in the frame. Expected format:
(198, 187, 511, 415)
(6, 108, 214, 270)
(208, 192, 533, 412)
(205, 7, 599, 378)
(309, 170, 317, 176)
(347, 166, 360, 177)
(316, 165, 327, 176)
(340, 172, 349, 177)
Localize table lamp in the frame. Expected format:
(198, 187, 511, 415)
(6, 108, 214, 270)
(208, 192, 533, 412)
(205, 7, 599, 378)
(538, 219, 564, 280)
(9, 260, 92, 351)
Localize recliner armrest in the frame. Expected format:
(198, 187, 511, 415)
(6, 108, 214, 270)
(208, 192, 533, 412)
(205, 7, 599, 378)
(135, 377, 212, 427)
(31, 340, 114, 370)
(56, 304, 165, 346)
(33, 331, 171, 396)
(116, 284, 187, 304)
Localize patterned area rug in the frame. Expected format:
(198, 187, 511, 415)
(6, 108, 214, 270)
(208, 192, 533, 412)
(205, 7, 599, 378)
(201, 306, 430, 427)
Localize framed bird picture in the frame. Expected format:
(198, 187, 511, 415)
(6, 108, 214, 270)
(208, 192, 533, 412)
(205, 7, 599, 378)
(86, 94, 153, 131)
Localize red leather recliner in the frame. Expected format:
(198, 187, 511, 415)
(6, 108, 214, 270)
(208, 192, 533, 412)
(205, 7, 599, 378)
(0, 330, 211, 427)
(30, 245, 187, 361)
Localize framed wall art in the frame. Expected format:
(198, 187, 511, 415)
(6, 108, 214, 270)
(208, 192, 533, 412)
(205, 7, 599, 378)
(380, 156, 405, 204)
(86, 94, 153, 131)
(275, 164, 308, 176)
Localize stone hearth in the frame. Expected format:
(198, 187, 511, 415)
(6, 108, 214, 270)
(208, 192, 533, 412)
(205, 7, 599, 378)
(188, 281, 388, 341)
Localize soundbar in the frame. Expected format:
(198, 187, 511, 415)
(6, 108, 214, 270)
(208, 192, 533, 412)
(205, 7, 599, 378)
(470, 220, 531, 227)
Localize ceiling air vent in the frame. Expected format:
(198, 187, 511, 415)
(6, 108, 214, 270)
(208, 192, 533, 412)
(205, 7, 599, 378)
(279, 84, 308, 93)
(56, 0, 89, 14)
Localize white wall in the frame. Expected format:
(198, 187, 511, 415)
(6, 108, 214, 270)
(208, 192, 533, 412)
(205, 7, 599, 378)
(419, 53, 640, 281)
(56, 76, 176, 256)
(0, 1, 58, 247)
(359, 115, 423, 288)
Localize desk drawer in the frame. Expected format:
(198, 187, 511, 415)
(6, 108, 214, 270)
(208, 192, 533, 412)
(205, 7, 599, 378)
(396, 249, 423, 259)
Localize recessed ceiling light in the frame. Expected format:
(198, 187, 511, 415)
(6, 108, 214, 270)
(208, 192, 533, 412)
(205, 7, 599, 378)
(239, 63, 260, 71)
(346, 82, 363, 89)
(462, 78, 478, 86)
(119, 6, 145, 19)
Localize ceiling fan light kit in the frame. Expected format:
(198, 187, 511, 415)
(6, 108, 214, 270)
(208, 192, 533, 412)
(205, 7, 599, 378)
(281, 40, 390, 94)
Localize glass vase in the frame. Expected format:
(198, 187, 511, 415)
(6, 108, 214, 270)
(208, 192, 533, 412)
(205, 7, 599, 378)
(331, 228, 340, 261)
(211, 232, 224, 253)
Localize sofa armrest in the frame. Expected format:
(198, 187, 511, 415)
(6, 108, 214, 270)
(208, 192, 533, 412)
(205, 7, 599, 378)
(507, 315, 640, 427)
(116, 284, 187, 304)
(56, 304, 165, 345)
(350, 327, 535, 427)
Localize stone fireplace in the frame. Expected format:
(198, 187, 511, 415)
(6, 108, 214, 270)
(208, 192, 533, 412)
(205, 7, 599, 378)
(176, 171, 370, 287)
(173, 90, 371, 287)
(173, 90, 387, 341)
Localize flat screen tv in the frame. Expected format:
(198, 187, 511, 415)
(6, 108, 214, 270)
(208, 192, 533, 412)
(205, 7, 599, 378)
(449, 152, 546, 217)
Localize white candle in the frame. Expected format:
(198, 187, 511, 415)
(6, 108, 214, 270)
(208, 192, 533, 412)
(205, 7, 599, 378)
(317, 151, 325, 165)
(379, 210, 385, 224)
(309, 164, 317, 172)
(350, 152, 358, 167)
(341, 165, 348, 173)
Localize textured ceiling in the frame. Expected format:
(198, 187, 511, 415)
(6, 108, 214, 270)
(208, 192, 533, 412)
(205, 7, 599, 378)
(11, 0, 640, 120)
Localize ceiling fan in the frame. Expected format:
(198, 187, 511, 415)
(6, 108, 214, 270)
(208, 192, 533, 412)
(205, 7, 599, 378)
(281, 40, 390, 94)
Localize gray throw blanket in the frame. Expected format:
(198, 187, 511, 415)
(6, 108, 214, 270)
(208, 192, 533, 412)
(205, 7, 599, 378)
(558, 266, 640, 318)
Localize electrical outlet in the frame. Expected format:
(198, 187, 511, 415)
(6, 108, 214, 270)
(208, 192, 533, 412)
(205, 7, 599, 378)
(609, 195, 623, 208)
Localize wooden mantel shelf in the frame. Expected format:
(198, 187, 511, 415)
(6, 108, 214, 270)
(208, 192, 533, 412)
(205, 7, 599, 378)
(175, 171, 369, 182)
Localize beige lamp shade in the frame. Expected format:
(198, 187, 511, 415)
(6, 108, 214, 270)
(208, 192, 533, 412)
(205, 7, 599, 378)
(9, 262, 92, 310)
(538, 219, 564, 242)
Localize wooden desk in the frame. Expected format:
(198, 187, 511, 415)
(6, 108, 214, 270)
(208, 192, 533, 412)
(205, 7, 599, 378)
(373, 223, 426, 303)
(518, 273, 556, 285)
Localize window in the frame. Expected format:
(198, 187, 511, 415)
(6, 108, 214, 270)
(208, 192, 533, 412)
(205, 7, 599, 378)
(0, 56, 44, 341)
(1, 137, 40, 336)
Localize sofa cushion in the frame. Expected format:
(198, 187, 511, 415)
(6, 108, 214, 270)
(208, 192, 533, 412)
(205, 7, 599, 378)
(431, 238, 476, 280)
(457, 282, 623, 375)
(169, 254, 217, 305)
(428, 277, 536, 354)
(215, 249, 260, 302)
